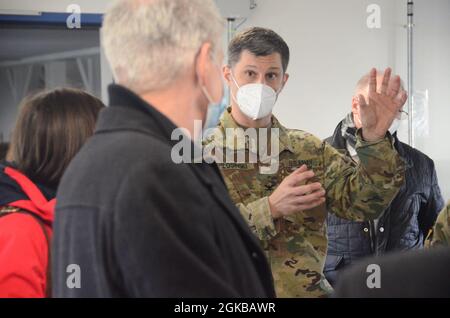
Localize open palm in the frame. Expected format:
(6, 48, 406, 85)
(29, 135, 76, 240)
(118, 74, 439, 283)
(359, 68, 408, 142)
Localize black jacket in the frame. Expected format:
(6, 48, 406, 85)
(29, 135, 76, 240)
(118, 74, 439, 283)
(52, 84, 275, 298)
(324, 120, 444, 286)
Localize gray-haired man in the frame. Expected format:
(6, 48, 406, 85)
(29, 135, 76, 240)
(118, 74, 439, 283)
(324, 71, 444, 286)
(52, 0, 275, 297)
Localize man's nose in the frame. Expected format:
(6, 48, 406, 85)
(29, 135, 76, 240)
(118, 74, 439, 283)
(256, 74, 268, 85)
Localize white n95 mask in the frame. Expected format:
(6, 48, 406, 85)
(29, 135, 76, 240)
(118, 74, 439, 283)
(231, 74, 278, 120)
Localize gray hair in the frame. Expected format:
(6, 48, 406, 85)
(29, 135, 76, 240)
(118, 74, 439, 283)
(102, 0, 224, 94)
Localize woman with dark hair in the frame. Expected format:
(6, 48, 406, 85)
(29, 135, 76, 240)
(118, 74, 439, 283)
(0, 88, 104, 297)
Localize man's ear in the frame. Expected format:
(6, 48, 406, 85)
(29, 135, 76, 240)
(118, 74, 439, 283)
(281, 73, 289, 91)
(351, 96, 360, 113)
(351, 95, 363, 127)
(275, 72, 289, 94)
(223, 65, 232, 86)
(195, 42, 213, 87)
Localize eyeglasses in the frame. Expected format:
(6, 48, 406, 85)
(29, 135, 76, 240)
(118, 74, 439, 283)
(398, 110, 409, 120)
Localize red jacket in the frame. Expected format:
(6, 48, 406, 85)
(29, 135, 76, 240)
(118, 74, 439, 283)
(0, 164, 55, 298)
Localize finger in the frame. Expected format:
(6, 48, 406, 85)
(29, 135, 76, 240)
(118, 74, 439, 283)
(368, 68, 377, 94)
(294, 197, 326, 211)
(395, 90, 408, 109)
(380, 67, 391, 95)
(285, 165, 310, 185)
(294, 189, 326, 205)
(285, 165, 309, 186)
(293, 182, 323, 196)
(289, 170, 315, 186)
(387, 75, 401, 98)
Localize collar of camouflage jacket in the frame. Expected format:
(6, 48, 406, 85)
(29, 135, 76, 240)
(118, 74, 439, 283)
(211, 107, 295, 156)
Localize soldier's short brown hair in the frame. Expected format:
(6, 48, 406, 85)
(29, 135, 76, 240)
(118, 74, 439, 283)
(228, 27, 290, 73)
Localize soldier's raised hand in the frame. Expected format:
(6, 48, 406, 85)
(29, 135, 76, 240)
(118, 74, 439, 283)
(359, 68, 408, 142)
(268, 165, 326, 219)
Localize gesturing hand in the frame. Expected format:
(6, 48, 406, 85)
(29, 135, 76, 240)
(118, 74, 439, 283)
(359, 68, 408, 142)
(268, 165, 326, 219)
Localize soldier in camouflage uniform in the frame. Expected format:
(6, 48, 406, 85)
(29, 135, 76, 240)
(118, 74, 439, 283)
(205, 27, 407, 297)
(427, 201, 450, 247)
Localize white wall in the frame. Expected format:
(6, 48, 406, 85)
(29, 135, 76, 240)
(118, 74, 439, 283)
(235, 0, 450, 201)
(238, 0, 400, 138)
(412, 0, 450, 201)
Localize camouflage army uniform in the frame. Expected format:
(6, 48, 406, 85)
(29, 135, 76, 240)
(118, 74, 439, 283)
(427, 201, 450, 247)
(204, 108, 405, 298)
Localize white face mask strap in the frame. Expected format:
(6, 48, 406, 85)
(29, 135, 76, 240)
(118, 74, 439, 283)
(200, 53, 224, 105)
(229, 72, 241, 105)
(230, 72, 241, 90)
(275, 83, 283, 95)
(201, 85, 213, 105)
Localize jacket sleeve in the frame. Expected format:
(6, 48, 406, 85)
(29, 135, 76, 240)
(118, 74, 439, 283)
(418, 162, 445, 237)
(324, 131, 406, 221)
(0, 213, 48, 298)
(234, 197, 279, 241)
(428, 202, 450, 247)
(113, 161, 241, 297)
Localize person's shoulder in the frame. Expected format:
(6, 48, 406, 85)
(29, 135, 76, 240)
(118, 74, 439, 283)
(71, 127, 176, 178)
(94, 125, 172, 156)
(323, 135, 334, 145)
(396, 142, 442, 191)
(0, 211, 47, 247)
(399, 141, 432, 161)
(440, 201, 450, 218)
(286, 128, 322, 142)
(57, 130, 179, 206)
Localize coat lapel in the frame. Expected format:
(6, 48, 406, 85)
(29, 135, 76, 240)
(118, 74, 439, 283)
(187, 162, 265, 251)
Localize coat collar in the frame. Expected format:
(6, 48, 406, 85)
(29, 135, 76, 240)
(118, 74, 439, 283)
(96, 84, 180, 147)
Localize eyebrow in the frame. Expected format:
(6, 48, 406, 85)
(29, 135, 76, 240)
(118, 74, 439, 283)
(244, 65, 281, 71)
